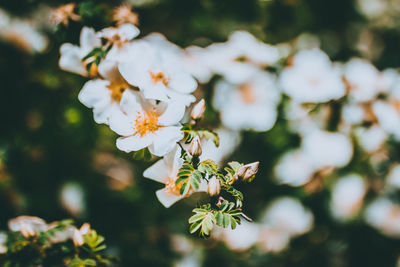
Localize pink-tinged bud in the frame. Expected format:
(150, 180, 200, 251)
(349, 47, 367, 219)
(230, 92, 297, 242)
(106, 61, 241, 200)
(235, 162, 259, 181)
(189, 136, 202, 157)
(73, 228, 84, 247)
(207, 176, 221, 196)
(190, 99, 206, 120)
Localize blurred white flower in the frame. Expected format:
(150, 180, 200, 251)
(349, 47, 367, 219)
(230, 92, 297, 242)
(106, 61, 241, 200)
(386, 164, 400, 189)
(258, 227, 290, 253)
(343, 58, 381, 103)
(365, 197, 400, 237)
(60, 183, 86, 217)
(275, 149, 316, 186)
(215, 221, 260, 251)
(260, 197, 314, 237)
(280, 49, 345, 103)
(183, 46, 213, 83)
(0, 13, 48, 54)
(302, 130, 353, 169)
(206, 31, 280, 83)
(59, 27, 101, 76)
(8, 216, 48, 237)
(354, 125, 388, 153)
(78, 59, 131, 124)
(373, 97, 400, 140)
(213, 71, 280, 131)
(197, 128, 242, 165)
(0, 232, 7, 254)
(143, 146, 206, 207)
(330, 174, 367, 221)
(109, 90, 184, 156)
(118, 41, 196, 104)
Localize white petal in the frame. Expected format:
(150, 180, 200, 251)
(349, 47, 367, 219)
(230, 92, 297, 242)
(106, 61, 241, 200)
(78, 80, 110, 108)
(119, 90, 143, 117)
(118, 24, 140, 40)
(143, 159, 170, 184)
(156, 188, 184, 208)
(168, 69, 198, 94)
(80, 27, 101, 50)
(109, 108, 133, 136)
(149, 126, 184, 157)
(158, 101, 186, 126)
(59, 44, 86, 75)
(116, 134, 153, 153)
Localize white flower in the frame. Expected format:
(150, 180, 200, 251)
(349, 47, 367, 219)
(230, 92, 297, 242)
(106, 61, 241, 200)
(197, 128, 242, 165)
(365, 197, 400, 237)
(386, 164, 400, 189)
(330, 174, 367, 221)
(280, 49, 345, 103)
(258, 227, 290, 253)
(143, 146, 206, 207)
(206, 31, 280, 84)
(302, 130, 353, 169)
(275, 149, 316, 186)
(1, 18, 48, 54)
(354, 125, 388, 153)
(341, 103, 368, 125)
(183, 46, 213, 83)
(373, 98, 400, 140)
(59, 27, 101, 76)
(343, 58, 381, 102)
(8, 216, 48, 237)
(78, 59, 131, 124)
(213, 71, 280, 131)
(215, 221, 260, 252)
(97, 23, 140, 59)
(0, 232, 7, 254)
(118, 41, 196, 104)
(109, 90, 185, 156)
(260, 197, 313, 237)
(60, 183, 85, 216)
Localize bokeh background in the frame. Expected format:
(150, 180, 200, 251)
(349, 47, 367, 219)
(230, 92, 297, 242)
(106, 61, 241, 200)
(1, 0, 400, 266)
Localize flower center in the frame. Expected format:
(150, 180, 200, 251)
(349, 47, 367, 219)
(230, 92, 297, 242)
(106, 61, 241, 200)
(165, 177, 182, 195)
(150, 71, 169, 86)
(107, 81, 129, 102)
(239, 84, 256, 104)
(134, 110, 160, 137)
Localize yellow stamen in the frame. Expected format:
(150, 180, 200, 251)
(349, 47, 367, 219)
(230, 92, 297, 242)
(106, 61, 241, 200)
(165, 177, 193, 196)
(107, 80, 130, 102)
(134, 110, 160, 137)
(150, 71, 169, 86)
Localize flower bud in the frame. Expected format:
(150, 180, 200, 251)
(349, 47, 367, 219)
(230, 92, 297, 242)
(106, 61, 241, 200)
(79, 223, 91, 235)
(189, 136, 202, 157)
(191, 99, 206, 121)
(73, 228, 84, 246)
(207, 176, 221, 196)
(235, 162, 259, 181)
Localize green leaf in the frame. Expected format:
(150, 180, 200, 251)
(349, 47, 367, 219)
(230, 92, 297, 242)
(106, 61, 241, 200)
(132, 148, 152, 161)
(198, 160, 219, 176)
(181, 124, 220, 147)
(176, 161, 203, 195)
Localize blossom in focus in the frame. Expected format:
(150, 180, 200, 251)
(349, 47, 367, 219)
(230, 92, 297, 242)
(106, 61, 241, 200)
(59, 27, 101, 76)
(330, 174, 367, 221)
(109, 90, 185, 156)
(280, 49, 345, 103)
(213, 71, 280, 131)
(118, 41, 197, 104)
(78, 59, 131, 124)
(143, 146, 207, 207)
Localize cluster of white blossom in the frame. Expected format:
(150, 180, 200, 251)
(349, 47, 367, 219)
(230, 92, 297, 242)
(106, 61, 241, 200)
(0, 8, 48, 53)
(58, 12, 400, 247)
